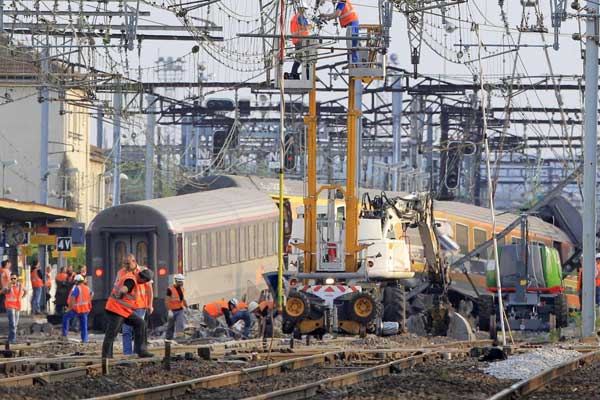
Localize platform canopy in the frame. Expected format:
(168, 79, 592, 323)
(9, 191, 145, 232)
(0, 198, 76, 223)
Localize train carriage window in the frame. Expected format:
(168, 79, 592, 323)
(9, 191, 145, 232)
(115, 241, 126, 268)
(229, 229, 239, 263)
(219, 230, 228, 265)
(195, 232, 202, 270)
(249, 224, 256, 260)
(190, 234, 200, 271)
(210, 232, 218, 267)
(257, 223, 265, 258)
(473, 228, 489, 259)
(266, 222, 274, 256)
(512, 237, 521, 245)
(455, 223, 469, 254)
(239, 226, 247, 262)
(200, 233, 208, 269)
(136, 242, 148, 266)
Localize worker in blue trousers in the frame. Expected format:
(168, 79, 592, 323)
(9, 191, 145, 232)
(61, 275, 92, 342)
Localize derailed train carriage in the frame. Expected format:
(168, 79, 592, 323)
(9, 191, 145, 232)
(86, 188, 278, 329)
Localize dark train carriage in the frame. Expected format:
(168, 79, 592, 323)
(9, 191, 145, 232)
(86, 188, 278, 329)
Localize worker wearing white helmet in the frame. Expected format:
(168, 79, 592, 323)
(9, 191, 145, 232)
(223, 297, 252, 339)
(62, 274, 92, 343)
(249, 299, 278, 339)
(165, 274, 187, 341)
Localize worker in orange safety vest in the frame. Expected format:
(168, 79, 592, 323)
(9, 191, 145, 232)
(249, 300, 278, 339)
(288, 1, 311, 80)
(101, 268, 154, 358)
(577, 253, 600, 310)
(30, 262, 44, 314)
(165, 274, 188, 341)
(320, 0, 360, 63)
(62, 275, 92, 342)
(116, 254, 154, 355)
(0, 260, 11, 313)
(202, 299, 229, 329)
(5, 273, 26, 343)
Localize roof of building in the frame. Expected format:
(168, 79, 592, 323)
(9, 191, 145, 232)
(0, 198, 76, 222)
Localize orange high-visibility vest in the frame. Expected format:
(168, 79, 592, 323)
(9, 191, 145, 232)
(338, 0, 358, 27)
(117, 267, 150, 309)
(203, 300, 229, 317)
(167, 285, 185, 311)
(105, 271, 137, 318)
(259, 300, 275, 313)
(31, 268, 43, 288)
(5, 284, 23, 310)
(577, 262, 600, 292)
(0, 268, 11, 289)
(290, 13, 310, 45)
(56, 272, 68, 283)
(69, 284, 92, 314)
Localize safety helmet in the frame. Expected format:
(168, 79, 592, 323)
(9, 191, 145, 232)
(228, 298, 239, 309)
(298, 0, 309, 9)
(596, 253, 600, 259)
(248, 301, 259, 313)
(174, 273, 185, 282)
(73, 274, 84, 282)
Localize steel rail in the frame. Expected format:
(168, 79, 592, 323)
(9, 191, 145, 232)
(487, 349, 600, 400)
(0, 357, 162, 387)
(85, 352, 339, 400)
(242, 351, 458, 400)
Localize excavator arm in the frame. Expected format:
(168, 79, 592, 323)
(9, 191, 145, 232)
(384, 192, 450, 294)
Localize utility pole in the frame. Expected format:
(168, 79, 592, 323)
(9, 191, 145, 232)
(426, 113, 434, 191)
(581, 0, 598, 338)
(97, 105, 104, 148)
(157, 127, 163, 197)
(391, 78, 402, 191)
(112, 77, 122, 206)
(39, 43, 49, 205)
(145, 95, 155, 200)
(39, 40, 49, 313)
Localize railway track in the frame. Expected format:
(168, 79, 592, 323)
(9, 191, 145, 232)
(78, 340, 490, 400)
(487, 348, 600, 400)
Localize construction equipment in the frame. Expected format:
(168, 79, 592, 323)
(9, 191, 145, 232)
(479, 215, 569, 335)
(278, 3, 472, 339)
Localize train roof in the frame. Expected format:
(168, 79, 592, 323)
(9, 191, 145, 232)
(433, 200, 571, 243)
(192, 174, 571, 244)
(90, 188, 278, 233)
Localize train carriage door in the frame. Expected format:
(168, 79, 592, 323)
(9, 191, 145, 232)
(109, 234, 150, 284)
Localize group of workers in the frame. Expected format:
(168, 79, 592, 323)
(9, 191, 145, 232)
(1, 251, 276, 349)
(289, 0, 359, 79)
(202, 297, 277, 340)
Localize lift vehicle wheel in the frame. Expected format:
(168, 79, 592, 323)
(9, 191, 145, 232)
(284, 291, 310, 321)
(349, 292, 380, 324)
(355, 297, 373, 318)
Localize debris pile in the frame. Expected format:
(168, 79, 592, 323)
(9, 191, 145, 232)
(483, 348, 581, 380)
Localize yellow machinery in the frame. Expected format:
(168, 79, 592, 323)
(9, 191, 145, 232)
(283, 25, 389, 338)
